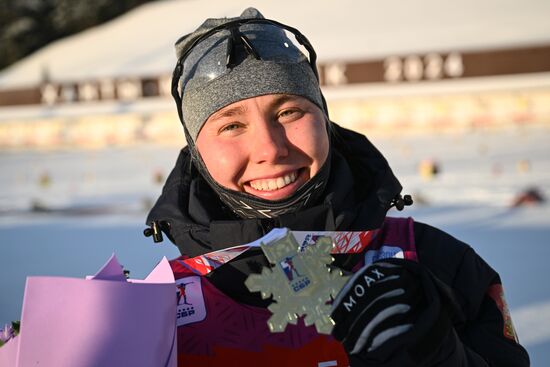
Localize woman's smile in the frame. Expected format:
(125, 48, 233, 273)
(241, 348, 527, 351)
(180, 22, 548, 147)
(243, 168, 311, 200)
(248, 170, 298, 191)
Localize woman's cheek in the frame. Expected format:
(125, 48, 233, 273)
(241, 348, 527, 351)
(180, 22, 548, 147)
(303, 121, 329, 157)
(212, 147, 246, 190)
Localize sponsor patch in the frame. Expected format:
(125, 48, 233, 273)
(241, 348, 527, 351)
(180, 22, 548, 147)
(364, 245, 404, 266)
(487, 284, 519, 342)
(175, 276, 206, 327)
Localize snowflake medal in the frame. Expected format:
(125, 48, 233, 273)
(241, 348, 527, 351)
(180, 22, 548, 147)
(245, 229, 349, 335)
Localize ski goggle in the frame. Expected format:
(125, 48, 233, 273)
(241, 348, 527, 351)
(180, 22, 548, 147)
(170, 18, 321, 125)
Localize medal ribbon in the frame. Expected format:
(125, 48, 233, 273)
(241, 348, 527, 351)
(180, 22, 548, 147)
(178, 228, 379, 275)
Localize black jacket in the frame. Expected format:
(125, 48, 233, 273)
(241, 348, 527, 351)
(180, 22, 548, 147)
(147, 123, 529, 366)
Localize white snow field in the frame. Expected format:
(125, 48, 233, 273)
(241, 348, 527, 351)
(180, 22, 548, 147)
(1, 126, 549, 365)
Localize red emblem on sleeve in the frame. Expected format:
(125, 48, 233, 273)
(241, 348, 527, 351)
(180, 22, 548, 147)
(487, 284, 519, 342)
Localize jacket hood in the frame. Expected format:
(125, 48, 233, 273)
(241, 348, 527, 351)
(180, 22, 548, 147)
(146, 123, 403, 257)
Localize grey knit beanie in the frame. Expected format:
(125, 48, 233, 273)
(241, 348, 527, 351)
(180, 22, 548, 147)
(174, 8, 325, 141)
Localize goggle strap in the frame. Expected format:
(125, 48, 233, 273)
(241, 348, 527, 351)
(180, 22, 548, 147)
(171, 60, 184, 124)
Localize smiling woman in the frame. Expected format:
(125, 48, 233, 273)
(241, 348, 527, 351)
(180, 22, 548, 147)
(144, 7, 530, 367)
(167, 11, 331, 219)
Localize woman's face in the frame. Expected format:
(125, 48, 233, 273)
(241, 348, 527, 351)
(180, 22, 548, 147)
(195, 94, 329, 201)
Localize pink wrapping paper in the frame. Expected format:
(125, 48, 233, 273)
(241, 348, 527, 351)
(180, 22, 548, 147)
(0, 254, 176, 367)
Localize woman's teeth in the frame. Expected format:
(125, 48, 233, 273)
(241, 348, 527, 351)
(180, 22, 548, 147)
(250, 171, 298, 191)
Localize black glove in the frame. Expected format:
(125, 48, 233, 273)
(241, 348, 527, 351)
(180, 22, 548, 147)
(331, 258, 462, 366)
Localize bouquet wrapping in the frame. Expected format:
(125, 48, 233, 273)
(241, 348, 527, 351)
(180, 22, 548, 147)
(0, 255, 176, 367)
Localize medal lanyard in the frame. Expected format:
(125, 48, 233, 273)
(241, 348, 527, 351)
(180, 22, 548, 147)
(177, 228, 380, 276)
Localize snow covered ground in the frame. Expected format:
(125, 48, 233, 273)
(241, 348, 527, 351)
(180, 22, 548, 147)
(1, 126, 549, 365)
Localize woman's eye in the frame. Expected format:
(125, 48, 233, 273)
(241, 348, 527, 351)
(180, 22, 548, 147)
(219, 123, 242, 134)
(278, 109, 302, 120)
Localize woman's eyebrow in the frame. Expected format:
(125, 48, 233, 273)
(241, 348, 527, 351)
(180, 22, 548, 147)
(208, 95, 301, 122)
(209, 104, 248, 122)
(269, 94, 300, 108)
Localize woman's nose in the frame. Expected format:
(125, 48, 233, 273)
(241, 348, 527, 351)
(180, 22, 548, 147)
(250, 120, 289, 164)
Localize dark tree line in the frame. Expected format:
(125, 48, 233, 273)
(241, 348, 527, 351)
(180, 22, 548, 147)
(0, 0, 158, 71)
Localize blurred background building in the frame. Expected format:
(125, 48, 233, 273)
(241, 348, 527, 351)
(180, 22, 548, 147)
(0, 0, 549, 149)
